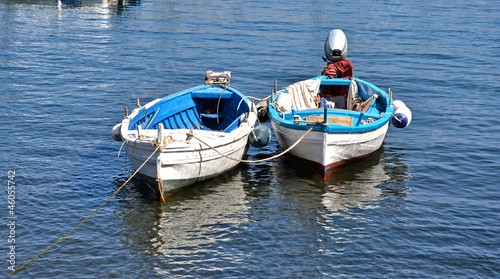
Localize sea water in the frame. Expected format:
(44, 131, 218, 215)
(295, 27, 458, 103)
(0, 0, 499, 277)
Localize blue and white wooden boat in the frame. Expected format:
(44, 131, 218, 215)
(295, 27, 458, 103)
(268, 76, 410, 179)
(112, 71, 258, 199)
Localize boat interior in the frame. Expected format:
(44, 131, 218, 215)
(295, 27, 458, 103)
(318, 83, 385, 116)
(275, 78, 391, 127)
(129, 86, 251, 133)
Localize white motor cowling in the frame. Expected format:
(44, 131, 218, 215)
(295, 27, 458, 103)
(392, 100, 412, 128)
(324, 29, 348, 62)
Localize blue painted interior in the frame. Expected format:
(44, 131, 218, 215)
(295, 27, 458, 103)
(129, 85, 251, 133)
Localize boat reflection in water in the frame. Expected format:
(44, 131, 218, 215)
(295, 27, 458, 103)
(274, 146, 411, 214)
(321, 154, 390, 213)
(114, 145, 410, 276)
(155, 172, 249, 250)
(271, 146, 412, 260)
(115, 168, 251, 275)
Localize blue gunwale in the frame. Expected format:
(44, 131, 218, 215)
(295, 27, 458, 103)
(269, 76, 394, 133)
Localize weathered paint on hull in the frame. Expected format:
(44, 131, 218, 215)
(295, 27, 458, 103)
(126, 131, 250, 200)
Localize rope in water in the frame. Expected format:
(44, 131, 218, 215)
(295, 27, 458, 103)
(7, 146, 160, 276)
(186, 123, 317, 163)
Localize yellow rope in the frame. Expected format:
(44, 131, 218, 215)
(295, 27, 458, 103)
(187, 123, 317, 163)
(7, 146, 160, 276)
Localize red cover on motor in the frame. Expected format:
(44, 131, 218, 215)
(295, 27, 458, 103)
(322, 60, 353, 79)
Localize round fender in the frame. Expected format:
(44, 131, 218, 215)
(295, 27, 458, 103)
(392, 100, 412, 128)
(249, 125, 272, 148)
(112, 123, 123, 141)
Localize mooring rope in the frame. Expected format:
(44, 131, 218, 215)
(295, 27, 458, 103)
(186, 123, 317, 163)
(216, 85, 230, 125)
(7, 146, 160, 276)
(117, 139, 129, 174)
(247, 95, 272, 102)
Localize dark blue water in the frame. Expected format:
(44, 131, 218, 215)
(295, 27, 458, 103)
(1, 0, 499, 278)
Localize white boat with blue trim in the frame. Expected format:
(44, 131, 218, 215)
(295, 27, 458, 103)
(267, 29, 411, 179)
(112, 71, 259, 200)
(269, 76, 411, 179)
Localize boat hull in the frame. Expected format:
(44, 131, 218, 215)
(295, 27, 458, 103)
(271, 120, 389, 179)
(124, 128, 252, 198)
(268, 76, 394, 179)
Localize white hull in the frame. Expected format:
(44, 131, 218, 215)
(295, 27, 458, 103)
(123, 126, 253, 197)
(117, 93, 258, 198)
(271, 120, 389, 178)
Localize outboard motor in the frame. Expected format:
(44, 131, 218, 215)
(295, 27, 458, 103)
(324, 29, 348, 62)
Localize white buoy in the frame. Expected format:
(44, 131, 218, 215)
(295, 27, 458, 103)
(111, 123, 122, 141)
(392, 100, 412, 128)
